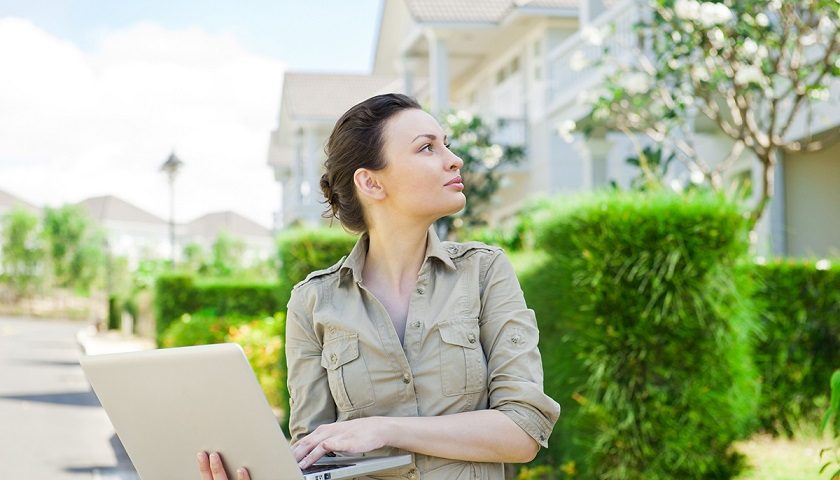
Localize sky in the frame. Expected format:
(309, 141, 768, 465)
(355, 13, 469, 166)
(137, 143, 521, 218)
(0, 0, 382, 229)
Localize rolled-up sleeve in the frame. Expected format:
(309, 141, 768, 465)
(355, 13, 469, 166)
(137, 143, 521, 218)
(479, 250, 561, 448)
(285, 286, 336, 443)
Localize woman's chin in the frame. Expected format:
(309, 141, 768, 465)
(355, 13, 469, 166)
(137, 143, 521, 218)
(445, 196, 467, 216)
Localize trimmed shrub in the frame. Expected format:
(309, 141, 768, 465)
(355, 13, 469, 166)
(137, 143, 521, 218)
(153, 274, 282, 343)
(276, 227, 357, 288)
(751, 259, 840, 435)
(525, 190, 758, 479)
(160, 310, 245, 348)
(193, 278, 286, 318)
(154, 274, 197, 339)
(161, 311, 289, 431)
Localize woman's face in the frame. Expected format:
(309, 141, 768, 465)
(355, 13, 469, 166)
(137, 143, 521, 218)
(374, 108, 466, 222)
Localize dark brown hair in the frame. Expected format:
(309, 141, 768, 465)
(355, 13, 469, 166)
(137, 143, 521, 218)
(319, 93, 422, 233)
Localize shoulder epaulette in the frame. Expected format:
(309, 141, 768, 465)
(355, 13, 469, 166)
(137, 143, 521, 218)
(441, 241, 500, 260)
(292, 255, 347, 290)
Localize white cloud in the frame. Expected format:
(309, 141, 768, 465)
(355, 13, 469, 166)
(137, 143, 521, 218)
(0, 18, 285, 228)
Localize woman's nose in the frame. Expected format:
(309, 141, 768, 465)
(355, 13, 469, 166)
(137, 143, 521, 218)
(447, 150, 464, 170)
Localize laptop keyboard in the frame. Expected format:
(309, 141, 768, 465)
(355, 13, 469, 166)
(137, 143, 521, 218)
(302, 464, 354, 474)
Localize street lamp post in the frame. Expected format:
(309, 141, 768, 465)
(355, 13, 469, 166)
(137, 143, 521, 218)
(159, 152, 184, 266)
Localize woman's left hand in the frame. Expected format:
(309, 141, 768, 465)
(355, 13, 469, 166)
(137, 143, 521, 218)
(197, 451, 250, 480)
(292, 417, 391, 470)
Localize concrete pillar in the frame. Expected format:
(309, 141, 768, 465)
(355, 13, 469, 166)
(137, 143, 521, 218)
(770, 153, 786, 256)
(397, 56, 418, 96)
(272, 165, 290, 231)
(303, 127, 315, 207)
(426, 30, 450, 116)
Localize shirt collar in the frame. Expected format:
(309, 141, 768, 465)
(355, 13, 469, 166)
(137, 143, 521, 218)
(339, 225, 456, 286)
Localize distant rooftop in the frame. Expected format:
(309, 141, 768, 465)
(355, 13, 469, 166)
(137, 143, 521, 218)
(77, 195, 166, 225)
(404, 0, 577, 23)
(185, 211, 271, 239)
(0, 188, 39, 214)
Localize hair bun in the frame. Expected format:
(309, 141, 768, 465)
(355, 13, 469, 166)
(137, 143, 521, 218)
(319, 173, 339, 209)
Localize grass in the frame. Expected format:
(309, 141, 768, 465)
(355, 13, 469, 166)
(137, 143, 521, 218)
(734, 431, 836, 480)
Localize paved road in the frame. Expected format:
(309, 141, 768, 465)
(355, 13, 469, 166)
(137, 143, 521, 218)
(0, 316, 137, 479)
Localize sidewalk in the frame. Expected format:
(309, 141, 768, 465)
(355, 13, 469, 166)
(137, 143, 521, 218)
(76, 325, 155, 480)
(76, 325, 156, 356)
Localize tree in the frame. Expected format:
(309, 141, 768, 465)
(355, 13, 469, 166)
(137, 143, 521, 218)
(574, 0, 839, 227)
(436, 111, 525, 238)
(0, 208, 45, 298)
(206, 232, 245, 277)
(181, 242, 208, 274)
(41, 205, 105, 293)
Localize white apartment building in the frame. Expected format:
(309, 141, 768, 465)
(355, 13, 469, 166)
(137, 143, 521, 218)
(267, 0, 839, 258)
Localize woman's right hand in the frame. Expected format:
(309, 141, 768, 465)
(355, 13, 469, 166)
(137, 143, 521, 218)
(197, 451, 250, 480)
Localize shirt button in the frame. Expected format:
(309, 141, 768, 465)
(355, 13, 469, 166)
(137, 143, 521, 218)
(467, 333, 476, 343)
(446, 246, 459, 255)
(330, 353, 338, 364)
(407, 469, 417, 479)
(416, 287, 425, 295)
(411, 321, 421, 328)
(402, 373, 411, 384)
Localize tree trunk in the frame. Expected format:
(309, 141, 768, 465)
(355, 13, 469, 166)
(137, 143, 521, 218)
(747, 149, 776, 231)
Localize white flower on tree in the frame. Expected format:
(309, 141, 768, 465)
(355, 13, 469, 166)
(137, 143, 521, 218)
(734, 65, 764, 85)
(482, 144, 503, 169)
(675, 0, 701, 20)
(581, 26, 606, 46)
(619, 72, 651, 95)
(699, 2, 734, 27)
(741, 38, 758, 56)
(557, 119, 576, 143)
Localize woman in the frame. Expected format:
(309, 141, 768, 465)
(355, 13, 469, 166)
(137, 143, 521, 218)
(198, 93, 560, 480)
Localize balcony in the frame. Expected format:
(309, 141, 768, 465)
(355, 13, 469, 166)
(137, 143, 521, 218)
(545, 0, 644, 114)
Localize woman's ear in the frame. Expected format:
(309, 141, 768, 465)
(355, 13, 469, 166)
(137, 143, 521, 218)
(354, 168, 386, 201)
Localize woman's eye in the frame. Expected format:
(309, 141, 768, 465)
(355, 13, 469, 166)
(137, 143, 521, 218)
(421, 142, 451, 153)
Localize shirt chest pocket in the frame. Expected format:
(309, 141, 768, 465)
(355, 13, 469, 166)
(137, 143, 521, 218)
(437, 319, 487, 397)
(321, 333, 376, 411)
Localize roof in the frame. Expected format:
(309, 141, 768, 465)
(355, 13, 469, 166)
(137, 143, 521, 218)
(281, 73, 399, 120)
(0, 189, 39, 214)
(185, 211, 271, 239)
(403, 0, 577, 23)
(77, 195, 166, 225)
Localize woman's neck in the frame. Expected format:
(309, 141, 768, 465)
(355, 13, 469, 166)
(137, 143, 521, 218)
(363, 221, 431, 294)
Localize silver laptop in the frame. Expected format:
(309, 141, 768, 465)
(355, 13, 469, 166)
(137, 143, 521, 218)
(80, 343, 412, 480)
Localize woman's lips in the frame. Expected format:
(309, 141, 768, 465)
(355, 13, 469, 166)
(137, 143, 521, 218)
(445, 176, 463, 188)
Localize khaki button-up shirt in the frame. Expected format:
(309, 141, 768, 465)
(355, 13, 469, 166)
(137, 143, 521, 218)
(285, 226, 561, 479)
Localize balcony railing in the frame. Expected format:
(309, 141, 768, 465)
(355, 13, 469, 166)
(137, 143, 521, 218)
(545, 0, 644, 110)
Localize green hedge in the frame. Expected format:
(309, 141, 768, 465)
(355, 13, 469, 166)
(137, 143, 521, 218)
(751, 259, 840, 436)
(153, 274, 284, 343)
(522, 190, 758, 479)
(276, 227, 357, 287)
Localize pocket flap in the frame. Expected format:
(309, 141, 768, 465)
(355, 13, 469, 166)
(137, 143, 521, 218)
(321, 334, 360, 370)
(438, 320, 480, 349)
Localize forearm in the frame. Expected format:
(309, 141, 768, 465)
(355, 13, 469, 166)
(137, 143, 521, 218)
(381, 409, 539, 463)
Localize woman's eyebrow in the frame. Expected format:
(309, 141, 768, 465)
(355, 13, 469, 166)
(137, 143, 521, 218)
(411, 133, 448, 143)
